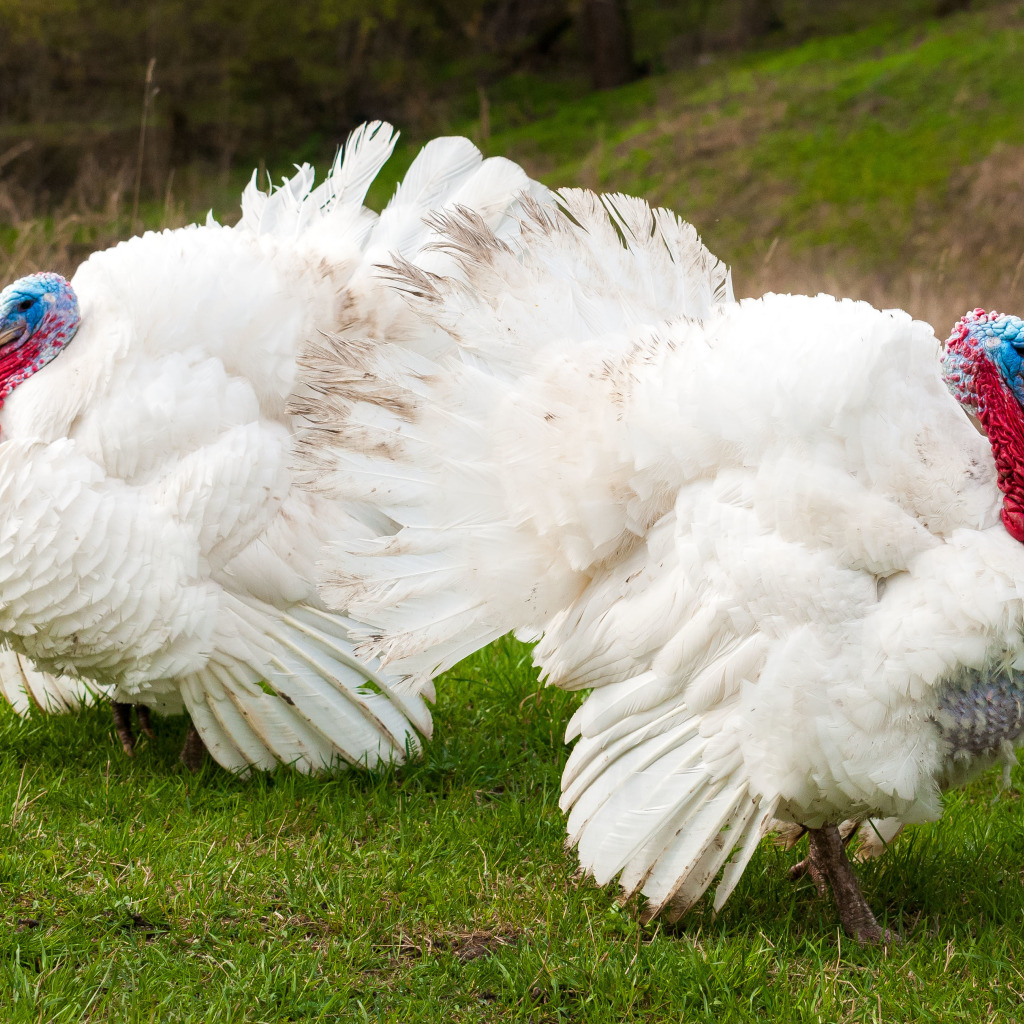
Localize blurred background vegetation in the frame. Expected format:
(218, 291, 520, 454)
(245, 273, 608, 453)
(1, 0, 1019, 331)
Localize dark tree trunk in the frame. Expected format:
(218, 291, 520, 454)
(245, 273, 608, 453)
(935, 0, 971, 14)
(581, 0, 639, 90)
(739, 0, 784, 41)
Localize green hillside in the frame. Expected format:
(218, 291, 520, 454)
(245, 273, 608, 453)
(380, 1, 1024, 329)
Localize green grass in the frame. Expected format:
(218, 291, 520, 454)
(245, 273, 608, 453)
(2, 637, 1024, 1021)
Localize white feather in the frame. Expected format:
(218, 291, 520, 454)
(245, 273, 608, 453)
(0, 649, 106, 714)
(301, 188, 1024, 921)
(0, 123, 546, 773)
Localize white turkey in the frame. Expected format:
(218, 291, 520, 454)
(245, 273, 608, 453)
(0, 121, 546, 773)
(299, 190, 1024, 942)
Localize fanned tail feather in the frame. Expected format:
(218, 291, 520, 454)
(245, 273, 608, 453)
(178, 597, 429, 774)
(295, 172, 768, 915)
(303, 189, 732, 688)
(322, 121, 400, 214)
(239, 121, 398, 239)
(363, 136, 486, 264)
(0, 648, 108, 714)
(561, 686, 778, 920)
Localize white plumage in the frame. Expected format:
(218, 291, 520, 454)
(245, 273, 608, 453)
(0, 649, 102, 714)
(301, 190, 1024, 935)
(0, 122, 546, 773)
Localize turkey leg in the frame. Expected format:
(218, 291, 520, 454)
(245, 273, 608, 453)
(111, 702, 155, 756)
(179, 720, 206, 773)
(802, 824, 892, 944)
(788, 819, 858, 888)
(112, 703, 206, 772)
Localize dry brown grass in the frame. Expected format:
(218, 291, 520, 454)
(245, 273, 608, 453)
(0, 149, 203, 281)
(734, 143, 1024, 333)
(738, 248, 991, 338)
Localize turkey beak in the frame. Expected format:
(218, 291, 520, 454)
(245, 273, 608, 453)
(0, 322, 23, 349)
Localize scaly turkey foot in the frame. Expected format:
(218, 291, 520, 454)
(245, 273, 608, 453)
(805, 824, 896, 944)
(112, 702, 154, 756)
(179, 720, 207, 773)
(788, 840, 827, 895)
(788, 820, 858, 890)
(134, 704, 156, 740)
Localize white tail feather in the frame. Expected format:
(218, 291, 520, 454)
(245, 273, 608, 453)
(304, 192, 731, 688)
(0, 648, 107, 715)
(239, 121, 398, 239)
(178, 597, 428, 774)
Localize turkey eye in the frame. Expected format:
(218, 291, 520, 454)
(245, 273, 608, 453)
(16, 299, 32, 312)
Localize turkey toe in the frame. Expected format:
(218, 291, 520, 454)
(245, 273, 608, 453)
(111, 702, 159, 756)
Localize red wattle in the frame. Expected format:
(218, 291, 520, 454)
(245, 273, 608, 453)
(0, 309, 75, 437)
(0, 337, 42, 391)
(964, 340, 1024, 544)
(1002, 506, 1024, 544)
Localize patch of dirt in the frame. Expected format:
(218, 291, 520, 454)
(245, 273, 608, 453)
(397, 926, 520, 963)
(257, 909, 334, 940)
(108, 910, 169, 939)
